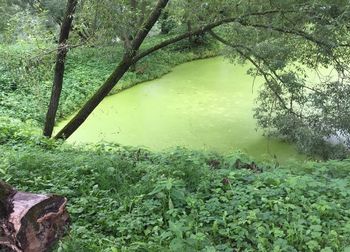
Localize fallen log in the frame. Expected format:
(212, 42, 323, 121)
(0, 181, 69, 252)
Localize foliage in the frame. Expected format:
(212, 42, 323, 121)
(0, 0, 218, 131)
(0, 116, 59, 149)
(0, 43, 55, 122)
(1, 137, 350, 251)
(1, 1, 350, 251)
(209, 0, 350, 159)
(0, 37, 218, 125)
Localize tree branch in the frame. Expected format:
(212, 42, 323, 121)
(133, 9, 299, 62)
(238, 21, 350, 48)
(210, 29, 322, 94)
(209, 30, 298, 116)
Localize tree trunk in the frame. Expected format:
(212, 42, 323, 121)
(130, 0, 137, 10)
(55, 0, 170, 140)
(43, 0, 78, 138)
(0, 181, 69, 252)
(122, 33, 137, 72)
(187, 20, 193, 45)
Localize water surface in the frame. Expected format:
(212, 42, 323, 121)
(57, 57, 303, 162)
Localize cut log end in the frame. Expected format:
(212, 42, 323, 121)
(0, 182, 69, 252)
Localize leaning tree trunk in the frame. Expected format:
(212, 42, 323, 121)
(0, 181, 69, 252)
(54, 0, 170, 140)
(43, 0, 78, 138)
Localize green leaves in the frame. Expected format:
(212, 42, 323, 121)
(1, 141, 350, 251)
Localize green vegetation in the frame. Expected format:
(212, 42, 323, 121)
(1, 0, 350, 158)
(1, 1, 350, 251)
(1, 130, 350, 251)
(0, 39, 218, 124)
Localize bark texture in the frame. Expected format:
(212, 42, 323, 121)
(43, 0, 78, 138)
(0, 182, 69, 252)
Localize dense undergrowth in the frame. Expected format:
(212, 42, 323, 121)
(0, 36, 218, 125)
(1, 123, 350, 252)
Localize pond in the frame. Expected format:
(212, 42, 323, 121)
(57, 57, 304, 162)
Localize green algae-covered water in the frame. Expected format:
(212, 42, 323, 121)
(57, 57, 304, 162)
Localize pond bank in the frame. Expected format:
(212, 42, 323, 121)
(56, 57, 304, 162)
